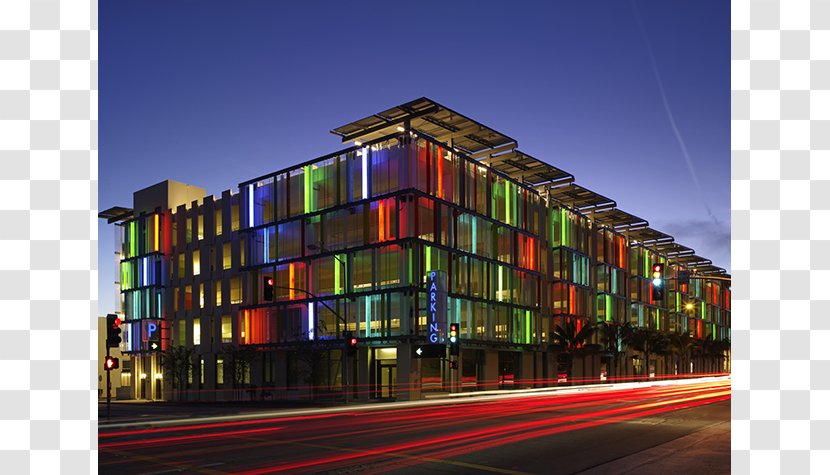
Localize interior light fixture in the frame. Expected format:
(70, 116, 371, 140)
(354, 140, 362, 146)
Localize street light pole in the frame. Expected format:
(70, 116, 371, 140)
(307, 242, 351, 402)
(267, 282, 352, 403)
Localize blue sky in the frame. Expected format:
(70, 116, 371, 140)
(99, 0, 729, 314)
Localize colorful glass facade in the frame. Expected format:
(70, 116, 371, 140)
(113, 100, 730, 401)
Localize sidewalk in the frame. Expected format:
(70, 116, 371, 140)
(579, 420, 731, 474)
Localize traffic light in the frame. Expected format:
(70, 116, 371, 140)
(263, 276, 274, 301)
(448, 323, 459, 356)
(651, 263, 664, 301)
(106, 314, 122, 348)
(104, 356, 119, 371)
(449, 361, 458, 370)
(344, 331, 358, 356)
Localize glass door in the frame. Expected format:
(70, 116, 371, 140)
(376, 363, 397, 399)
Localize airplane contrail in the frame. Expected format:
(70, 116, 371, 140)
(631, 0, 720, 227)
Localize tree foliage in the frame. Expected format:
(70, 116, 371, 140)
(160, 345, 194, 401)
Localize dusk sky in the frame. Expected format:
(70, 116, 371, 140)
(99, 0, 729, 314)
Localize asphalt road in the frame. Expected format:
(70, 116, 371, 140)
(99, 379, 730, 475)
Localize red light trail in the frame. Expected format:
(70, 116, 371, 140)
(100, 378, 730, 474)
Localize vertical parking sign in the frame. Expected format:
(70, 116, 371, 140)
(143, 319, 162, 351)
(426, 271, 447, 343)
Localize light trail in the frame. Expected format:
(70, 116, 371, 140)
(365, 395, 730, 474)
(99, 378, 730, 474)
(99, 425, 285, 449)
(100, 375, 729, 432)
(100, 380, 726, 449)
(235, 381, 729, 474)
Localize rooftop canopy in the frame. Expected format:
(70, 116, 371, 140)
(330, 98, 727, 280)
(590, 208, 649, 231)
(651, 242, 696, 257)
(628, 227, 675, 247)
(98, 206, 134, 224)
(547, 183, 616, 213)
(483, 149, 574, 188)
(331, 97, 517, 158)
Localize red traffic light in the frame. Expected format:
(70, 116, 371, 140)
(652, 263, 663, 281)
(267, 278, 274, 286)
(106, 314, 123, 348)
(104, 356, 119, 371)
(350, 337, 358, 347)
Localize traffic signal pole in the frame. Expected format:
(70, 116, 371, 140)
(106, 344, 111, 420)
(104, 313, 121, 420)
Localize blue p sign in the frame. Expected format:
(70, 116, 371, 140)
(147, 322, 157, 339)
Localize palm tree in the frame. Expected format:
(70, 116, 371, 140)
(718, 338, 731, 374)
(551, 319, 595, 383)
(626, 327, 668, 379)
(669, 331, 694, 376)
(597, 321, 634, 381)
(708, 337, 731, 374)
(691, 334, 718, 374)
(651, 331, 672, 377)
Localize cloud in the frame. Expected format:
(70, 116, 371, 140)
(657, 219, 731, 272)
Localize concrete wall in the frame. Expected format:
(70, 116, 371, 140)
(134, 179, 206, 215)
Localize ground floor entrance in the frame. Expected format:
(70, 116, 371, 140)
(376, 362, 397, 399)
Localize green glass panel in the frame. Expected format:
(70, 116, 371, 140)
(303, 165, 312, 214)
(606, 295, 612, 322)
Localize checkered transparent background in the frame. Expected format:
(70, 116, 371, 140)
(0, 0, 97, 472)
(732, 0, 830, 473)
(1, 0, 827, 473)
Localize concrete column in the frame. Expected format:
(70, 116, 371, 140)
(274, 350, 287, 399)
(544, 352, 554, 385)
(357, 347, 370, 401)
(521, 351, 534, 388)
(397, 342, 417, 401)
(484, 350, 499, 390)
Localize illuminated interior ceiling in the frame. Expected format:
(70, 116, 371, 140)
(331, 97, 517, 158)
(98, 206, 134, 224)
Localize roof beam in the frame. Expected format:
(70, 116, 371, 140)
(433, 123, 485, 142)
(336, 105, 439, 142)
(473, 142, 519, 160)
